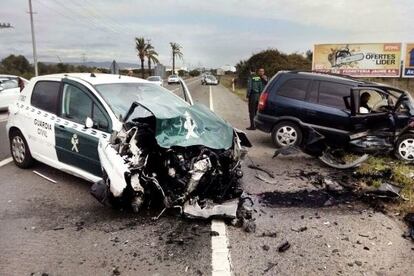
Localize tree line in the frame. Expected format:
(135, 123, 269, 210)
(235, 49, 313, 86)
(0, 54, 109, 79)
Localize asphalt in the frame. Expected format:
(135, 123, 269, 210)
(0, 77, 413, 276)
(0, 120, 9, 160)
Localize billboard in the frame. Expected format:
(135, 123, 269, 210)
(403, 43, 414, 77)
(313, 43, 402, 77)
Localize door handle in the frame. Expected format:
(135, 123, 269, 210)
(58, 124, 65, 129)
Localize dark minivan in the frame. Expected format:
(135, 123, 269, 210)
(255, 71, 414, 161)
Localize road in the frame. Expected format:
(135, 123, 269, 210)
(0, 78, 413, 276)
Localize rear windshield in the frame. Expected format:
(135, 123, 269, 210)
(94, 82, 188, 119)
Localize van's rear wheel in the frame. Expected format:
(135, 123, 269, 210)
(272, 122, 302, 148)
(395, 134, 414, 162)
(10, 130, 34, 168)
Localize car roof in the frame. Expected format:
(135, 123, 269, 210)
(0, 74, 28, 82)
(0, 74, 21, 78)
(284, 70, 407, 94)
(31, 73, 148, 85)
(285, 71, 363, 84)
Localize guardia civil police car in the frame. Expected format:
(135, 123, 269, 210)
(6, 73, 193, 183)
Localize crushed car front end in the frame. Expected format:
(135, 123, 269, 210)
(91, 98, 251, 219)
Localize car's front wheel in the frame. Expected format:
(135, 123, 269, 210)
(272, 122, 302, 148)
(395, 134, 414, 162)
(9, 129, 34, 168)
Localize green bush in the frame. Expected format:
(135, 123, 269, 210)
(189, 69, 200, 77)
(236, 49, 312, 87)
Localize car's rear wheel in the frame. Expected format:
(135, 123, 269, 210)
(272, 122, 302, 148)
(9, 129, 34, 168)
(395, 134, 414, 162)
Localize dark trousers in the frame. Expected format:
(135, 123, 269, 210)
(248, 93, 259, 127)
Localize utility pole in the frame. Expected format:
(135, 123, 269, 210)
(81, 53, 87, 64)
(28, 0, 38, 76)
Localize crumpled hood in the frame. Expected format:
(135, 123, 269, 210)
(136, 101, 234, 149)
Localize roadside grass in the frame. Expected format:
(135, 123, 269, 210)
(355, 156, 414, 213)
(220, 75, 247, 102)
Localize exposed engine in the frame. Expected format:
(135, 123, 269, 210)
(91, 115, 250, 218)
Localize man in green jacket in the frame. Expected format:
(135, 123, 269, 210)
(246, 68, 267, 130)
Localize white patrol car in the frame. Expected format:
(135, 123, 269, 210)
(6, 73, 191, 183)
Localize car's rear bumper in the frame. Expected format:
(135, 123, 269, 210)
(254, 113, 276, 133)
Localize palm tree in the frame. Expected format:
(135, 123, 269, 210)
(135, 37, 150, 78)
(170, 42, 183, 75)
(145, 48, 159, 76)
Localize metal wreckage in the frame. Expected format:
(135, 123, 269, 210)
(91, 91, 252, 220)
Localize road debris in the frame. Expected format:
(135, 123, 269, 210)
(263, 262, 277, 273)
(52, 226, 64, 231)
(260, 231, 277, 238)
(210, 231, 219, 236)
(255, 174, 278, 185)
(247, 164, 275, 178)
(278, 241, 291, 252)
(291, 226, 307, 232)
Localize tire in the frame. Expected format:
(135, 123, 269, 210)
(395, 133, 414, 162)
(9, 129, 34, 168)
(271, 121, 302, 148)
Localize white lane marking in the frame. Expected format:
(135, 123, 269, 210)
(209, 85, 214, 111)
(209, 85, 232, 276)
(211, 219, 232, 275)
(33, 170, 57, 184)
(0, 157, 13, 167)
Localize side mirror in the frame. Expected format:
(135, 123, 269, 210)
(85, 117, 94, 128)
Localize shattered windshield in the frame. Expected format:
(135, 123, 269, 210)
(94, 82, 188, 119)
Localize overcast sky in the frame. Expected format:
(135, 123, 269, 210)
(1, 0, 413, 68)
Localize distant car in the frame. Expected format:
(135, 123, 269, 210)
(167, 74, 180, 84)
(147, 76, 163, 86)
(202, 75, 218, 85)
(0, 75, 28, 111)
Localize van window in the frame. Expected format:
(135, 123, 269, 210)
(318, 81, 351, 109)
(31, 81, 61, 114)
(277, 79, 310, 101)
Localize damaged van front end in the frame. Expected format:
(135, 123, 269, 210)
(91, 100, 251, 219)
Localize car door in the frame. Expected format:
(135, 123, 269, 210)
(349, 87, 394, 133)
(55, 80, 112, 177)
(28, 80, 61, 161)
(302, 80, 352, 144)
